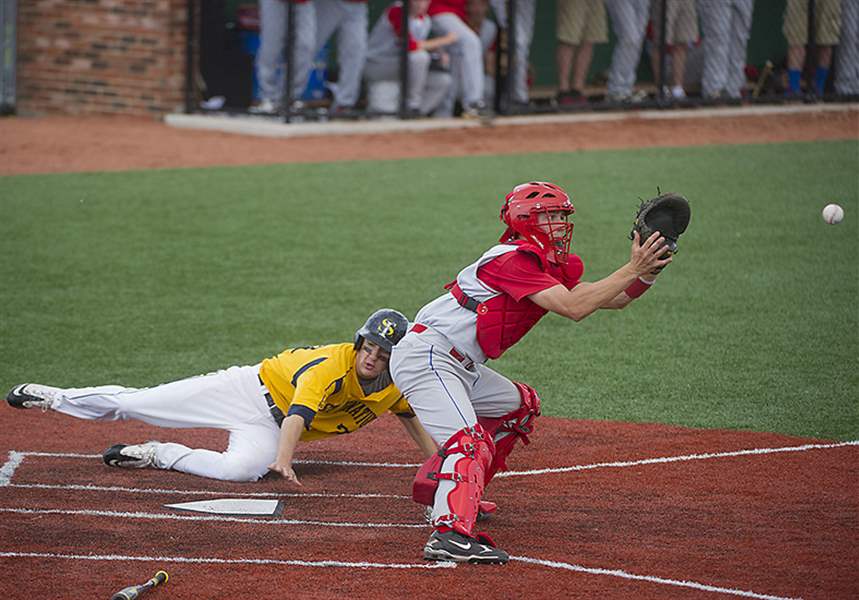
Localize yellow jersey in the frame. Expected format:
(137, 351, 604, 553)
(258, 343, 413, 441)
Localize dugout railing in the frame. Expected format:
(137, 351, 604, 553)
(185, 0, 859, 123)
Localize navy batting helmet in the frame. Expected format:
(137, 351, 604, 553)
(354, 309, 409, 353)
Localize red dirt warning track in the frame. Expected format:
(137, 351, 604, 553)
(0, 412, 856, 600)
(0, 107, 856, 175)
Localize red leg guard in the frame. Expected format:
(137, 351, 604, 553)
(414, 424, 495, 538)
(477, 381, 541, 483)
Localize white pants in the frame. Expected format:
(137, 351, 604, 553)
(52, 365, 281, 482)
(390, 327, 521, 521)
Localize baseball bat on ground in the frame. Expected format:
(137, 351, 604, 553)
(753, 60, 774, 99)
(109, 570, 168, 600)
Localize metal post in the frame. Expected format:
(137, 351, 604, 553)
(504, 0, 516, 114)
(808, 0, 817, 97)
(184, 0, 197, 113)
(658, 0, 667, 102)
(398, 0, 410, 118)
(1, 0, 17, 113)
(492, 7, 503, 113)
(284, 0, 296, 122)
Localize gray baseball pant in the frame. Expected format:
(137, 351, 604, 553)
(699, 0, 754, 98)
(490, 0, 537, 104)
(364, 51, 452, 113)
(390, 328, 521, 522)
(256, 0, 316, 103)
(836, 0, 859, 95)
(604, 0, 650, 97)
(313, 0, 368, 108)
(431, 12, 485, 106)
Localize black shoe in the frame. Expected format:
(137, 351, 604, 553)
(6, 383, 60, 410)
(423, 530, 509, 564)
(103, 443, 158, 469)
(461, 101, 491, 119)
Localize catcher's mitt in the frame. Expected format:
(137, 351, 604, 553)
(629, 192, 691, 261)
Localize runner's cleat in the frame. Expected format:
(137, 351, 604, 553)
(103, 442, 158, 469)
(6, 383, 62, 411)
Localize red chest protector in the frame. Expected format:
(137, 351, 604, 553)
(447, 242, 584, 359)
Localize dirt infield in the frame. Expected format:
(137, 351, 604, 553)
(1, 107, 857, 175)
(1, 412, 857, 600)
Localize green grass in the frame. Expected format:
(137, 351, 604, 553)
(1, 140, 857, 440)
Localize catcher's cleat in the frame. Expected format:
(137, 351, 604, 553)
(103, 443, 158, 469)
(6, 383, 62, 411)
(423, 530, 509, 564)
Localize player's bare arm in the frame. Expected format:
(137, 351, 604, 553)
(528, 231, 670, 320)
(419, 32, 458, 52)
(269, 414, 305, 486)
(601, 270, 661, 309)
(397, 414, 438, 459)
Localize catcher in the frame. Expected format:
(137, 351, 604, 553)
(6, 309, 438, 484)
(390, 183, 690, 563)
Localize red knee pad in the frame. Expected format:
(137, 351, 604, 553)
(478, 381, 541, 483)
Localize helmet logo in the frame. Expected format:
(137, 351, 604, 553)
(377, 318, 397, 339)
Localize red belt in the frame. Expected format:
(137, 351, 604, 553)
(410, 324, 473, 368)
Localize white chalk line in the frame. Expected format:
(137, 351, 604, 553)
(497, 440, 859, 478)
(3, 481, 409, 500)
(0, 549, 799, 598)
(2, 442, 851, 598)
(511, 556, 800, 600)
(0, 550, 454, 570)
(0, 506, 425, 528)
(0, 451, 24, 486)
(18, 451, 423, 468)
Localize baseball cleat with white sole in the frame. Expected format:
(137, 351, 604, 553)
(103, 442, 159, 469)
(6, 383, 62, 411)
(423, 530, 509, 564)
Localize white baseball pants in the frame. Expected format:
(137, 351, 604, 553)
(51, 365, 281, 482)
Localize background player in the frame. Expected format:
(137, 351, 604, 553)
(390, 182, 672, 563)
(313, 0, 369, 113)
(7, 309, 437, 484)
(364, 0, 456, 116)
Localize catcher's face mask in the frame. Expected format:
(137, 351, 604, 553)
(500, 181, 575, 263)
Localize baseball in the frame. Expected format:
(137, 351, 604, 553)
(822, 203, 844, 225)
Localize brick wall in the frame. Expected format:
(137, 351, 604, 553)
(17, 0, 192, 117)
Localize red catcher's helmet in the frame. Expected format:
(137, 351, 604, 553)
(499, 181, 575, 263)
